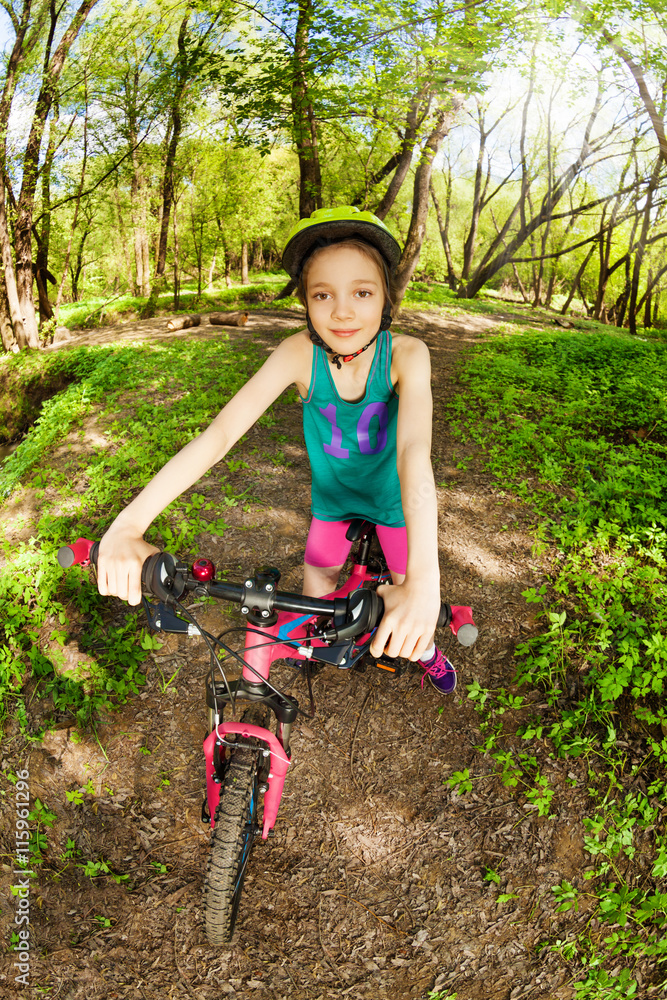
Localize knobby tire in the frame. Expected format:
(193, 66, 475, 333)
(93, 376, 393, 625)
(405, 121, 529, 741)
(204, 707, 267, 944)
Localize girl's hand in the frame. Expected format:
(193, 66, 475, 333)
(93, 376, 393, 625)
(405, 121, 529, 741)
(371, 581, 440, 661)
(97, 525, 159, 607)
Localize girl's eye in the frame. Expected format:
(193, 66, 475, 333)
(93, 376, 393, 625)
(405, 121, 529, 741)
(356, 289, 372, 298)
(312, 292, 330, 300)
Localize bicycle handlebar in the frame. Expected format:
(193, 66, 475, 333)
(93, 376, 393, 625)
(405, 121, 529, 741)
(57, 539, 478, 647)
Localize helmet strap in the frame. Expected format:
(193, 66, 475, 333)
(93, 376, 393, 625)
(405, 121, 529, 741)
(306, 304, 393, 370)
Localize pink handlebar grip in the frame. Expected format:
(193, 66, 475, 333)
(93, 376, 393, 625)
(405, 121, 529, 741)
(449, 605, 478, 646)
(57, 538, 97, 569)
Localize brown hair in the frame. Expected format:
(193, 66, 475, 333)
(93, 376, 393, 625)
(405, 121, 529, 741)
(296, 238, 394, 311)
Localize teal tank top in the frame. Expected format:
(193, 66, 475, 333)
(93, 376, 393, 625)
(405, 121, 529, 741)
(300, 330, 405, 527)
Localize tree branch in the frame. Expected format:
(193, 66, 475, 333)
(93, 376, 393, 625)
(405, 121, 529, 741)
(597, 20, 667, 160)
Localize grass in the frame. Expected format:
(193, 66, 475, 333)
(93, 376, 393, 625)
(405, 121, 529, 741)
(3, 278, 667, 992)
(404, 279, 667, 343)
(58, 273, 302, 330)
(447, 323, 667, 996)
(0, 332, 288, 732)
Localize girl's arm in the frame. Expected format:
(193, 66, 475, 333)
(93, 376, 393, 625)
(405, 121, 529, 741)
(98, 333, 308, 605)
(370, 336, 441, 660)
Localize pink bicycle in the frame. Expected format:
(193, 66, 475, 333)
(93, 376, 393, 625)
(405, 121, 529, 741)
(58, 520, 477, 943)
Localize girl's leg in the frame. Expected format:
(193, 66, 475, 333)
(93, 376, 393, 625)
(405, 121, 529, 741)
(303, 517, 353, 597)
(375, 525, 456, 695)
(303, 562, 345, 597)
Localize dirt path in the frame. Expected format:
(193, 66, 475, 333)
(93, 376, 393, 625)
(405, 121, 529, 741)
(0, 307, 582, 999)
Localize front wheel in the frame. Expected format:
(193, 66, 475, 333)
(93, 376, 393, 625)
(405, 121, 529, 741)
(204, 748, 259, 944)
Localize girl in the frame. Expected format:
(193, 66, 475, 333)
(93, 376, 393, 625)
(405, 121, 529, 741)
(97, 206, 456, 694)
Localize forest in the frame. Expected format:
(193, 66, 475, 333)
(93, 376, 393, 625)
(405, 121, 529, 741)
(1, 0, 667, 342)
(0, 3, 667, 1000)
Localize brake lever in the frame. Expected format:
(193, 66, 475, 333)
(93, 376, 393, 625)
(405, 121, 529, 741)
(142, 597, 193, 635)
(320, 589, 380, 642)
(308, 639, 355, 668)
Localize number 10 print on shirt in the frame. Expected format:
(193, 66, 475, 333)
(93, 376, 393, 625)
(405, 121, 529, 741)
(319, 402, 389, 459)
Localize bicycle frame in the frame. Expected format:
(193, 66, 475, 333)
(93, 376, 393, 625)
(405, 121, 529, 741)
(57, 526, 476, 943)
(203, 540, 390, 840)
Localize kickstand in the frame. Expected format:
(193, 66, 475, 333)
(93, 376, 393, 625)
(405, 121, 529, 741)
(303, 660, 316, 719)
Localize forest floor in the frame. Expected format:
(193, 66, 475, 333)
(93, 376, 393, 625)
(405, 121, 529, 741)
(0, 304, 591, 1000)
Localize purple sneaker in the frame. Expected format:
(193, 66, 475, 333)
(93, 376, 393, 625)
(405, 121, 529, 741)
(420, 648, 457, 695)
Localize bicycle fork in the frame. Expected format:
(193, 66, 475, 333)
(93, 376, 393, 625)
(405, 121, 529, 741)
(203, 616, 299, 840)
(203, 725, 290, 839)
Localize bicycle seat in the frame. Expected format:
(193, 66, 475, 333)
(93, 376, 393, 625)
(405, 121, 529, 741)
(345, 519, 377, 542)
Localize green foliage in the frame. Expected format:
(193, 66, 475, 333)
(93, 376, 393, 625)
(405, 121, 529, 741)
(453, 324, 667, 989)
(78, 857, 129, 884)
(57, 276, 299, 330)
(0, 333, 278, 730)
(446, 768, 472, 794)
(552, 880, 579, 913)
(452, 328, 667, 736)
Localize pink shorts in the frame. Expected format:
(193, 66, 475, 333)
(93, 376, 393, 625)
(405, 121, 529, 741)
(304, 517, 407, 576)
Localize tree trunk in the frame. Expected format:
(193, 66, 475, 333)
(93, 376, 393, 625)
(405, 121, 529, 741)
(430, 179, 458, 290)
(113, 183, 134, 294)
(544, 271, 557, 308)
(459, 74, 604, 300)
(635, 262, 667, 322)
(54, 96, 88, 322)
(393, 98, 462, 309)
(577, 273, 592, 315)
(207, 251, 217, 292)
(627, 156, 662, 335)
(375, 96, 422, 220)
(0, 0, 34, 349)
(0, 180, 26, 347)
(274, 276, 296, 299)
(291, 0, 322, 218)
(172, 197, 180, 309)
(644, 270, 653, 328)
(167, 313, 200, 330)
(70, 231, 88, 301)
(511, 262, 530, 303)
(241, 241, 249, 284)
(0, 269, 15, 350)
(533, 144, 554, 305)
(130, 119, 151, 298)
(35, 93, 62, 325)
(34, 265, 53, 321)
(209, 310, 248, 327)
(560, 245, 595, 315)
(141, 229, 151, 297)
(252, 239, 264, 270)
(274, 1, 324, 301)
(462, 103, 493, 281)
(350, 149, 403, 208)
(155, 14, 189, 278)
(14, 0, 101, 348)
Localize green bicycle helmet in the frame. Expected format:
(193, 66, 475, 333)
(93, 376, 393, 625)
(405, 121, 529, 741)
(281, 205, 401, 278)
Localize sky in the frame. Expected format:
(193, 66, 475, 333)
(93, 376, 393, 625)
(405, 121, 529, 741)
(0, 11, 12, 53)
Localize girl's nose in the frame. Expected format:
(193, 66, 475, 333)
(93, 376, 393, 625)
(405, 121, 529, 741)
(331, 296, 354, 320)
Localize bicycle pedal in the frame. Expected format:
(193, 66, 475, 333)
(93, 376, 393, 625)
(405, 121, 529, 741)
(373, 655, 403, 676)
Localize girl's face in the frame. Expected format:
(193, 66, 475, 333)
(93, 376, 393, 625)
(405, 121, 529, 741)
(305, 245, 385, 357)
